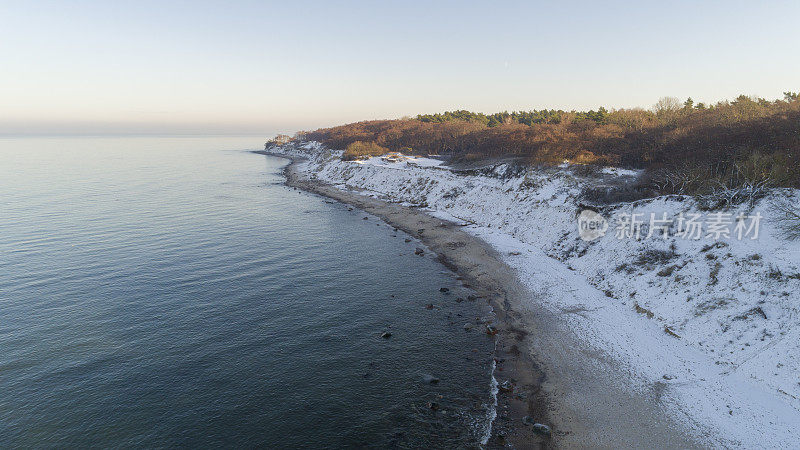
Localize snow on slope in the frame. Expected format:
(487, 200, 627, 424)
(271, 141, 800, 447)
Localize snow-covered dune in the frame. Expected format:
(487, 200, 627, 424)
(270, 141, 800, 447)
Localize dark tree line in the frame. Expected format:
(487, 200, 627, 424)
(416, 108, 609, 126)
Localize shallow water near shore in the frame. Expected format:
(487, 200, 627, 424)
(0, 136, 495, 447)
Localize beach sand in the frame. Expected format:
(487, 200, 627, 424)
(259, 151, 699, 449)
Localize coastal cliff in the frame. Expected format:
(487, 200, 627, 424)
(265, 140, 800, 448)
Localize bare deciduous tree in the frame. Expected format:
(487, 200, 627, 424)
(773, 196, 800, 239)
(653, 97, 682, 123)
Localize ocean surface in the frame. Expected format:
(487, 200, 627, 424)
(0, 136, 495, 448)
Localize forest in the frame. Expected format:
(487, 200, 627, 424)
(286, 93, 800, 196)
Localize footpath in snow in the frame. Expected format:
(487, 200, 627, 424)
(270, 141, 800, 447)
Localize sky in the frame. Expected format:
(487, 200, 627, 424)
(2, 0, 799, 135)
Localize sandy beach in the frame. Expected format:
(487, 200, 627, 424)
(256, 151, 701, 448)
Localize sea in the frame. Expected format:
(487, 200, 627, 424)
(0, 136, 496, 448)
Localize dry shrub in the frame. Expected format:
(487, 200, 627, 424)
(606, 108, 655, 131)
(342, 141, 389, 160)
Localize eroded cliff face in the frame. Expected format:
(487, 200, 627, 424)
(267, 140, 800, 447)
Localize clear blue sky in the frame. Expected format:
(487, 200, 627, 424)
(2, 0, 799, 135)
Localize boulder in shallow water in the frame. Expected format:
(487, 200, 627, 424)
(522, 416, 551, 436)
(439, 287, 449, 293)
(380, 331, 392, 339)
(498, 380, 514, 393)
(415, 247, 425, 255)
(486, 325, 498, 336)
(427, 401, 439, 411)
(423, 374, 440, 384)
(532, 423, 551, 437)
(522, 415, 535, 425)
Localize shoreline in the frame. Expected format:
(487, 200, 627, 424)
(262, 142, 800, 448)
(256, 151, 549, 447)
(254, 150, 700, 448)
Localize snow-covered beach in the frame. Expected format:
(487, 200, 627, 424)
(264, 141, 800, 447)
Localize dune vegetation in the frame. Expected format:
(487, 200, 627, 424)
(280, 93, 800, 198)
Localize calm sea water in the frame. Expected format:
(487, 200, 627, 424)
(0, 137, 495, 448)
